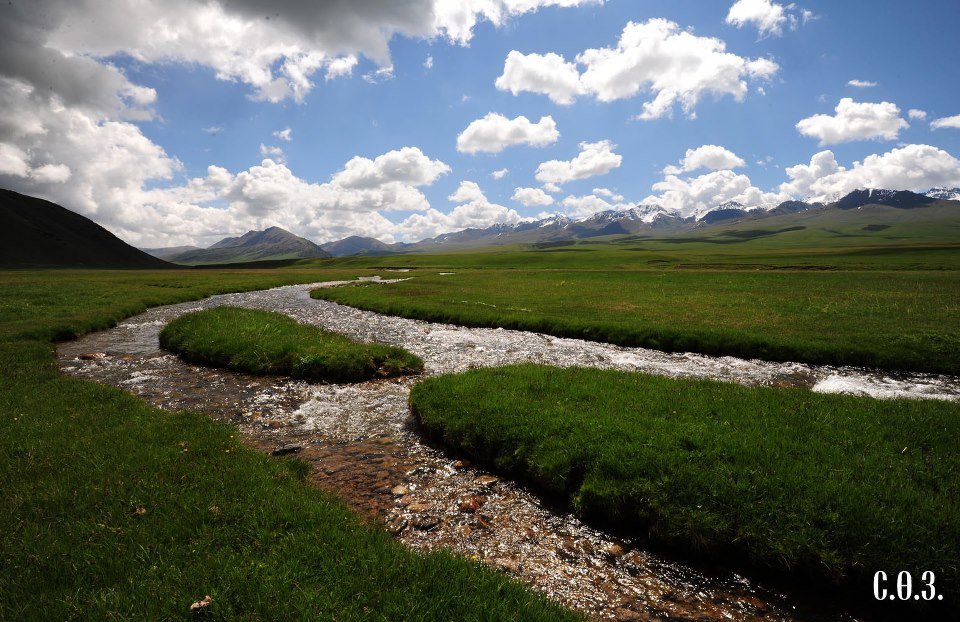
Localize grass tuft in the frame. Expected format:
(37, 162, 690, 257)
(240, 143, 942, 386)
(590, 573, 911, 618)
(159, 306, 423, 382)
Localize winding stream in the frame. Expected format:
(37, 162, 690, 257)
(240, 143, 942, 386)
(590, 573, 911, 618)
(57, 278, 960, 621)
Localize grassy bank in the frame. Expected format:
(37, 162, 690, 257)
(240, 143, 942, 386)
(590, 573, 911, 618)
(0, 269, 577, 620)
(410, 364, 960, 593)
(313, 269, 960, 374)
(160, 307, 423, 383)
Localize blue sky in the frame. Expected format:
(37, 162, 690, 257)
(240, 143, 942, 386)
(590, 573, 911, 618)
(2, 0, 959, 246)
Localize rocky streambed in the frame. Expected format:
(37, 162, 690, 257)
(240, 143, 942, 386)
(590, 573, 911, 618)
(58, 278, 960, 621)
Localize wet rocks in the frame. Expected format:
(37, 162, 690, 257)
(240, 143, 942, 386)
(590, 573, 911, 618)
(410, 515, 440, 531)
(390, 484, 410, 496)
(457, 495, 486, 513)
(475, 475, 499, 489)
(605, 543, 627, 558)
(79, 352, 108, 360)
(386, 515, 408, 535)
(271, 443, 303, 456)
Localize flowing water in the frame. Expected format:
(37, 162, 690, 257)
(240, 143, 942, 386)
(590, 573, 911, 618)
(57, 278, 960, 621)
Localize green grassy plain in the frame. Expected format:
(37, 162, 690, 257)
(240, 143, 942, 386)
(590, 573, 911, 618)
(314, 269, 960, 374)
(161, 307, 423, 382)
(312, 206, 960, 374)
(0, 268, 576, 621)
(410, 364, 960, 593)
(3, 212, 959, 618)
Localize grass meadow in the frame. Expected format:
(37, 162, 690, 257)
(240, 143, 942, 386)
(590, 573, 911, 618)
(314, 268, 960, 374)
(0, 268, 576, 620)
(3, 222, 959, 618)
(313, 215, 960, 374)
(410, 364, 960, 596)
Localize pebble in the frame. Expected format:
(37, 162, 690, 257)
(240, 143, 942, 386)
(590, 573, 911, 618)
(475, 475, 499, 488)
(606, 543, 626, 558)
(271, 443, 303, 456)
(457, 495, 486, 513)
(407, 502, 433, 513)
(386, 517, 407, 535)
(411, 516, 439, 531)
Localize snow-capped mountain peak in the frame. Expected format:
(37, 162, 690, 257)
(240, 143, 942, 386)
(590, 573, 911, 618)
(926, 187, 960, 201)
(693, 200, 745, 221)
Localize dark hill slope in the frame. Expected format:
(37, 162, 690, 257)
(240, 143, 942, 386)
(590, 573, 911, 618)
(0, 188, 170, 268)
(142, 245, 202, 261)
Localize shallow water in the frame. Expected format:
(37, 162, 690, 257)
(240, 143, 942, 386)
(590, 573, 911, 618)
(58, 278, 959, 621)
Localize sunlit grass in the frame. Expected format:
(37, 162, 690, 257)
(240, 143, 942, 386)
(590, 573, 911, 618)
(411, 364, 960, 591)
(160, 307, 423, 382)
(0, 269, 577, 620)
(313, 269, 960, 374)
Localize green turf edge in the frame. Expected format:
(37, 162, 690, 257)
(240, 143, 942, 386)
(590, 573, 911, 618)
(159, 307, 423, 383)
(408, 364, 960, 600)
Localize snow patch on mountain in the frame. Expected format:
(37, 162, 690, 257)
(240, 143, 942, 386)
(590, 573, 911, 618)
(926, 187, 960, 201)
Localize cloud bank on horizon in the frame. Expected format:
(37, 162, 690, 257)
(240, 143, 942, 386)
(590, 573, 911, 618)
(0, 0, 958, 246)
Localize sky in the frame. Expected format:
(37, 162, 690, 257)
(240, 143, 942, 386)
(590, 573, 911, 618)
(1, 0, 960, 248)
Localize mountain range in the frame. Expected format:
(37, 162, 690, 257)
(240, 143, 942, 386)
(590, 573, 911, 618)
(141, 186, 960, 261)
(152, 226, 331, 265)
(361, 187, 959, 254)
(3, 185, 957, 268)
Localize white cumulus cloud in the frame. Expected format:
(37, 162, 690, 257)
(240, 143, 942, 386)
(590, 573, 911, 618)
(3, 0, 597, 110)
(908, 109, 928, 121)
(931, 114, 960, 130)
(592, 187, 623, 201)
(456, 113, 559, 154)
(513, 187, 555, 207)
(847, 79, 877, 88)
(645, 169, 783, 219)
(796, 98, 909, 146)
(725, 0, 803, 37)
(779, 144, 960, 202)
(496, 19, 779, 119)
(397, 180, 523, 241)
(332, 147, 451, 191)
(435, 0, 604, 46)
(663, 145, 746, 175)
(535, 140, 622, 185)
(495, 51, 584, 105)
(491, 168, 509, 180)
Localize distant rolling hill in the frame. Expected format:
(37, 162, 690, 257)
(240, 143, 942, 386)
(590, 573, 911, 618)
(0, 188, 171, 268)
(615, 196, 960, 257)
(165, 226, 331, 265)
(142, 245, 202, 261)
(320, 235, 394, 257)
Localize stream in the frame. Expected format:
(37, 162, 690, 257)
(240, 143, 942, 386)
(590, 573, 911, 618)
(57, 278, 960, 621)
